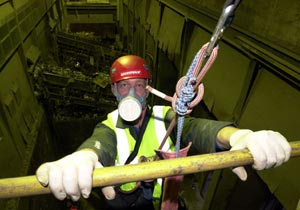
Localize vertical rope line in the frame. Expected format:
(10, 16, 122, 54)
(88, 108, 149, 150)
(174, 45, 218, 157)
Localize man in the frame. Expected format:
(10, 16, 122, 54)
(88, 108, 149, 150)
(36, 55, 291, 210)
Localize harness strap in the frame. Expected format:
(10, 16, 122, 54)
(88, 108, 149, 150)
(125, 109, 152, 164)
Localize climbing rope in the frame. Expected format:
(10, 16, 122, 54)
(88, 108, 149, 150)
(173, 43, 218, 157)
(147, 0, 242, 157)
(146, 43, 218, 157)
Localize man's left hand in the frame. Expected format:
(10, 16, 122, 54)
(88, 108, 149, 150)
(229, 129, 291, 181)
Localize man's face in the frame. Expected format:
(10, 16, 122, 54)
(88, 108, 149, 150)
(115, 78, 148, 97)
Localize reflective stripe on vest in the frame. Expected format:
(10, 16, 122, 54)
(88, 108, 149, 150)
(109, 106, 173, 165)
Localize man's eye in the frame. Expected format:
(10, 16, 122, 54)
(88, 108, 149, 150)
(120, 83, 128, 88)
(136, 83, 145, 88)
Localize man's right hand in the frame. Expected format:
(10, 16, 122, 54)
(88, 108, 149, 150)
(36, 150, 103, 201)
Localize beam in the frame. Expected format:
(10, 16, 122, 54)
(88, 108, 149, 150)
(0, 141, 299, 199)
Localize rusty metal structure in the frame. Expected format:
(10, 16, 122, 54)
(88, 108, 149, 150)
(30, 30, 125, 118)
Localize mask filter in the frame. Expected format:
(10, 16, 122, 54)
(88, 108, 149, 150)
(117, 88, 143, 122)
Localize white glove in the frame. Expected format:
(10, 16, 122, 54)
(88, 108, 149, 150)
(101, 185, 116, 200)
(229, 129, 291, 181)
(36, 150, 116, 201)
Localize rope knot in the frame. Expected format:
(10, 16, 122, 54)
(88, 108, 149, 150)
(175, 77, 196, 115)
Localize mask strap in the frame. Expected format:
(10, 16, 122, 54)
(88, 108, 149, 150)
(113, 83, 122, 102)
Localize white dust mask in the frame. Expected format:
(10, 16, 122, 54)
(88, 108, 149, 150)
(116, 87, 146, 122)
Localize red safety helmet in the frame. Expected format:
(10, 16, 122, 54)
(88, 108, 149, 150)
(110, 55, 151, 83)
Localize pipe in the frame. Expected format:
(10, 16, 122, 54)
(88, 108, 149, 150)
(0, 141, 299, 199)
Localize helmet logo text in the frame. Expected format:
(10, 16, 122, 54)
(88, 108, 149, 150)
(120, 70, 141, 77)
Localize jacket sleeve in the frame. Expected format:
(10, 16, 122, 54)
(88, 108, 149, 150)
(77, 123, 117, 166)
(181, 116, 235, 154)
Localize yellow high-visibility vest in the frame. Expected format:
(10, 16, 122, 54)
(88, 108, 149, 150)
(102, 105, 175, 199)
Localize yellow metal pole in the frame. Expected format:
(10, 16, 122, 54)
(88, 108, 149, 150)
(0, 141, 299, 199)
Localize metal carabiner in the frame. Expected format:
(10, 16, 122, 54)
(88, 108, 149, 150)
(206, 0, 241, 57)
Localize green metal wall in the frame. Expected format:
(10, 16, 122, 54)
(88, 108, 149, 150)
(118, 0, 299, 209)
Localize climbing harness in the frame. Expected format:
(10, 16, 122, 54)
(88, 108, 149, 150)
(148, 0, 242, 157)
(146, 1, 242, 209)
